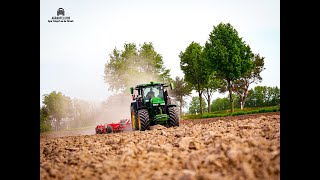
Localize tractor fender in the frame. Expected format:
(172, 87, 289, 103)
(166, 104, 176, 109)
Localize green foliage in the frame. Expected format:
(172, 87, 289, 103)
(188, 96, 207, 114)
(180, 42, 209, 88)
(40, 106, 51, 132)
(204, 22, 254, 80)
(104, 42, 171, 93)
(211, 95, 240, 111)
(203, 72, 224, 112)
(42, 91, 73, 131)
(171, 76, 193, 115)
(182, 105, 280, 120)
(246, 86, 280, 107)
(180, 41, 210, 114)
(43, 91, 72, 120)
(204, 22, 254, 112)
(232, 54, 266, 108)
(211, 86, 280, 110)
(41, 91, 105, 132)
(210, 97, 230, 111)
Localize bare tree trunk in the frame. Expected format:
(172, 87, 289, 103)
(204, 87, 211, 113)
(207, 96, 211, 113)
(242, 84, 250, 108)
(197, 82, 203, 114)
(51, 118, 57, 131)
(240, 95, 244, 109)
(199, 91, 203, 114)
(179, 99, 183, 117)
(228, 81, 234, 113)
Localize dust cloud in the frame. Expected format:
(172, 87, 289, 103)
(44, 54, 172, 137)
(101, 55, 170, 124)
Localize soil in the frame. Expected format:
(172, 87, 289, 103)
(40, 112, 280, 180)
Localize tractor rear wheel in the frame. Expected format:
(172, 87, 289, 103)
(131, 105, 138, 130)
(137, 109, 150, 131)
(168, 107, 179, 127)
(106, 125, 113, 133)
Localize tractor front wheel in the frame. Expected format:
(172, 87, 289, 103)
(168, 107, 179, 127)
(138, 109, 150, 131)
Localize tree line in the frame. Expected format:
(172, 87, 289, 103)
(188, 85, 280, 114)
(40, 91, 104, 132)
(178, 22, 269, 114)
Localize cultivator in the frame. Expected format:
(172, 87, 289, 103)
(95, 119, 131, 134)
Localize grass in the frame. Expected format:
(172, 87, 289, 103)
(181, 105, 280, 120)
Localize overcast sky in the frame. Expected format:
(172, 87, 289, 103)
(40, 0, 280, 106)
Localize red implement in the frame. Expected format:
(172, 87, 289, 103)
(95, 119, 131, 134)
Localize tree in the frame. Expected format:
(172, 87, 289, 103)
(40, 106, 51, 132)
(270, 86, 280, 106)
(188, 96, 207, 114)
(247, 88, 262, 107)
(232, 54, 265, 109)
(204, 22, 254, 113)
(180, 41, 210, 114)
(203, 72, 223, 113)
(211, 94, 239, 112)
(246, 86, 280, 107)
(254, 86, 267, 106)
(42, 91, 73, 131)
(171, 76, 193, 116)
(104, 42, 172, 94)
(211, 97, 229, 111)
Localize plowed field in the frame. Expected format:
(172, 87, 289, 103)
(40, 112, 280, 180)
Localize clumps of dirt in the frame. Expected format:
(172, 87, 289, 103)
(40, 112, 280, 180)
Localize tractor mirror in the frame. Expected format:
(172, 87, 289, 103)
(170, 83, 175, 90)
(130, 87, 133, 94)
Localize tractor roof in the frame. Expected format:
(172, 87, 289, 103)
(135, 81, 167, 89)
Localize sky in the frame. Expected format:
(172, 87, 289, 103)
(40, 0, 280, 107)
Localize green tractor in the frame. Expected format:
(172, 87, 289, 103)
(130, 81, 179, 131)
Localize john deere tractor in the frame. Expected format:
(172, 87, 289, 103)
(130, 81, 179, 131)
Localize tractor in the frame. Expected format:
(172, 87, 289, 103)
(130, 81, 179, 131)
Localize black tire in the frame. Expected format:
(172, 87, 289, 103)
(106, 125, 113, 133)
(168, 107, 179, 127)
(137, 109, 150, 131)
(131, 105, 138, 130)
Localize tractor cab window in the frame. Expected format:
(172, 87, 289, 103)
(143, 86, 163, 99)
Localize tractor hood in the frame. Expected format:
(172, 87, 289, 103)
(151, 97, 165, 105)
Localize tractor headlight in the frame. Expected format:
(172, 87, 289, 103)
(153, 104, 159, 106)
(160, 103, 165, 105)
